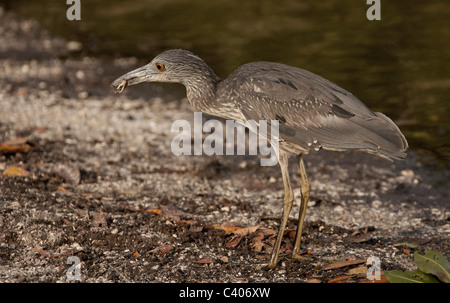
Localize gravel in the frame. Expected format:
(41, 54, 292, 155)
(0, 7, 448, 283)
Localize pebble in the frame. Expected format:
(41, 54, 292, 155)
(371, 200, 382, 208)
(333, 205, 345, 213)
(220, 206, 230, 212)
(400, 169, 414, 178)
(67, 41, 82, 52)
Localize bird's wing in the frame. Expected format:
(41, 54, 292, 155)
(229, 62, 408, 159)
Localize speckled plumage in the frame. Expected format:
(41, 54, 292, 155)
(111, 49, 408, 269)
(113, 49, 407, 159)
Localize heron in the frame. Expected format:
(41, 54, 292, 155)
(111, 49, 408, 269)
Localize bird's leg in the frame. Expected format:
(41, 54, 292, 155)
(292, 154, 311, 260)
(264, 152, 294, 270)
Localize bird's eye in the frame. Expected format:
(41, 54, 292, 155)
(155, 63, 165, 72)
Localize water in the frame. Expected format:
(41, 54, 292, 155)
(6, 0, 450, 164)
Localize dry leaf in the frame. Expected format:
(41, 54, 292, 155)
(251, 232, 265, 252)
(328, 275, 355, 283)
(176, 220, 195, 225)
(206, 224, 241, 233)
(259, 227, 277, 237)
(58, 186, 67, 192)
(225, 235, 244, 248)
(193, 257, 215, 264)
(160, 204, 189, 219)
(189, 225, 203, 232)
(2, 166, 30, 177)
(280, 240, 293, 254)
(359, 271, 390, 283)
(206, 224, 260, 236)
(133, 251, 141, 257)
(284, 229, 296, 240)
(33, 126, 47, 133)
(305, 279, 322, 283)
(0, 138, 30, 154)
(232, 225, 260, 236)
(322, 258, 367, 270)
(347, 265, 368, 276)
(145, 208, 162, 215)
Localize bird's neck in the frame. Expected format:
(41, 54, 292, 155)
(183, 70, 225, 116)
(185, 79, 218, 110)
(183, 65, 244, 121)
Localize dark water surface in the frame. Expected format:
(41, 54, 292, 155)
(6, 0, 450, 164)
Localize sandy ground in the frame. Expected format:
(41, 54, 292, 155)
(0, 8, 449, 283)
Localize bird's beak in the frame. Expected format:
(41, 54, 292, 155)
(110, 64, 154, 93)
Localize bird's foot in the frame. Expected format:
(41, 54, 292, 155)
(261, 261, 278, 271)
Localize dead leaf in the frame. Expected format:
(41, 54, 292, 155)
(33, 126, 47, 133)
(2, 166, 30, 177)
(305, 279, 322, 283)
(160, 204, 189, 219)
(359, 271, 390, 283)
(189, 225, 203, 232)
(148, 244, 173, 255)
(32, 248, 56, 257)
(0, 138, 30, 154)
(280, 240, 293, 254)
(206, 224, 260, 236)
(347, 265, 368, 276)
(193, 257, 215, 264)
(58, 186, 67, 192)
(251, 232, 265, 252)
(322, 258, 367, 270)
(206, 224, 241, 233)
(328, 275, 355, 283)
(284, 229, 296, 240)
(133, 251, 141, 257)
(225, 235, 244, 248)
(259, 227, 277, 237)
(176, 220, 195, 225)
(232, 225, 260, 236)
(265, 237, 276, 247)
(145, 208, 162, 215)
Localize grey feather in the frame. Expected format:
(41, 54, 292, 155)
(223, 62, 408, 160)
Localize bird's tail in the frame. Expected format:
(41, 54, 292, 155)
(355, 112, 408, 160)
(307, 111, 409, 161)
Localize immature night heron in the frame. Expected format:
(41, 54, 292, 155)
(111, 49, 408, 269)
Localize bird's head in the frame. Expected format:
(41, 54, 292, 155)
(111, 49, 220, 93)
